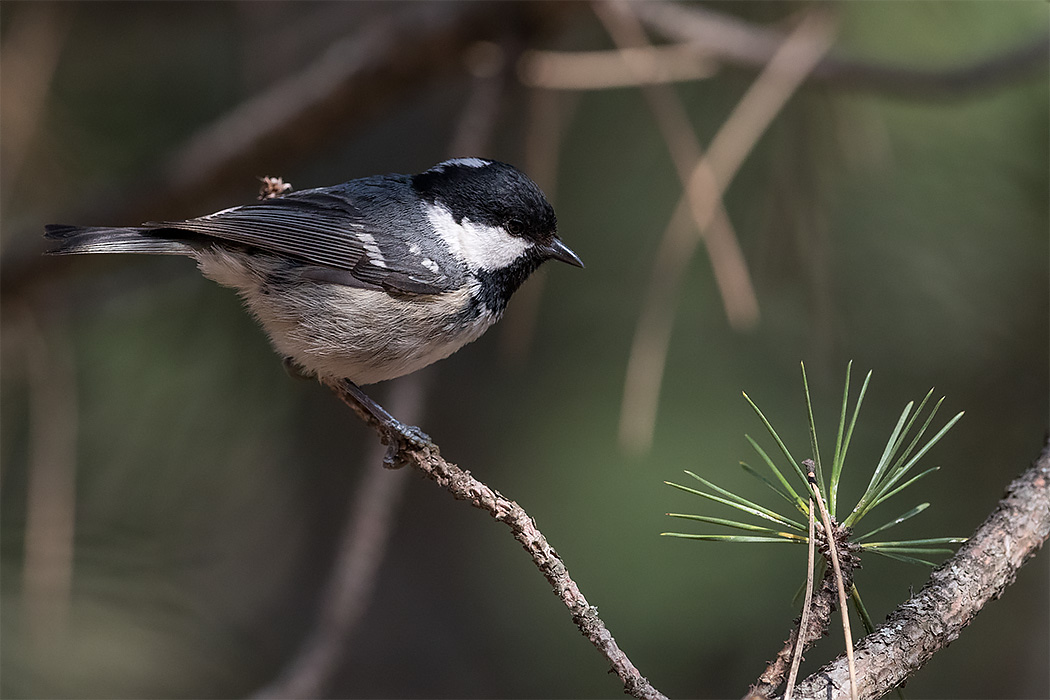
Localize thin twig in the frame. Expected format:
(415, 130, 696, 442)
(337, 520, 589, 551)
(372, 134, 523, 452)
(806, 460, 858, 700)
(322, 379, 668, 700)
(784, 497, 817, 700)
(792, 441, 1050, 700)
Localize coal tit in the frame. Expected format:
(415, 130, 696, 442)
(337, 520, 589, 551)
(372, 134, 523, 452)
(46, 159, 582, 445)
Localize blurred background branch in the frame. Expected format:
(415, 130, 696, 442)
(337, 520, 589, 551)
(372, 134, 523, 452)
(611, 3, 835, 452)
(252, 377, 421, 700)
(634, 1, 1050, 98)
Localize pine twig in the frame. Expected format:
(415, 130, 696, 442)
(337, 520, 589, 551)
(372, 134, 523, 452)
(806, 460, 858, 700)
(791, 441, 1050, 700)
(784, 497, 817, 700)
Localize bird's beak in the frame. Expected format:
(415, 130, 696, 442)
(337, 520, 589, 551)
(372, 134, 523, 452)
(543, 237, 584, 268)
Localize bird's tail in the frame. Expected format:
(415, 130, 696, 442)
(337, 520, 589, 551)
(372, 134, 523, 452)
(44, 225, 196, 256)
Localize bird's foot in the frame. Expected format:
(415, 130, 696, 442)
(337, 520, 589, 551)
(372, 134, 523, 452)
(380, 419, 433, 468)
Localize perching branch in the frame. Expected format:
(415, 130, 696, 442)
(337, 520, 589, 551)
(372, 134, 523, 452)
(322, 378, 668, 700)
(791, 441, 1050, 700)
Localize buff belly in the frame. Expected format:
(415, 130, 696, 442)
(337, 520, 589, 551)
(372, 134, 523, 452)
(196, 247, 496, 384)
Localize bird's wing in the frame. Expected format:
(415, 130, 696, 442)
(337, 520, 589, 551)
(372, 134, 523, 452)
(154, 186, 460, 296)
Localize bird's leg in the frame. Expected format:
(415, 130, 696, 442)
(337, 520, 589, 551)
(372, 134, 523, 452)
(334, 378, 433, 468)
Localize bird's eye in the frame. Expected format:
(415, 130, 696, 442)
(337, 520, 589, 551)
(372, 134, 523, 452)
(506, 219, 525, 236)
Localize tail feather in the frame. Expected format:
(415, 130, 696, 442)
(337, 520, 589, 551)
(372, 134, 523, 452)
(44, 225, 195, 256)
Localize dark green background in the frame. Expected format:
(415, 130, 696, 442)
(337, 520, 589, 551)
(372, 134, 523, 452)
(2, 2, 1047, 697)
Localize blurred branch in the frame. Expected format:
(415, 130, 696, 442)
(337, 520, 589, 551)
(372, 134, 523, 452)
(0, 3, 72, 216)
(791, 440, 1050, 700)
(635, 1, 1049, 99)
(323, 379, 668, 700)
(253, 378, 420, 700)
(594, 0, 753, 454)
(614, 4, 835, 453)
(519, 44, 717, 89)
(594, 0, 758, 327)
(13, 298, 79, 658)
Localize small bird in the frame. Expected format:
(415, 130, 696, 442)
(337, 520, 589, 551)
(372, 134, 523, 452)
(46, 158, 583, 452)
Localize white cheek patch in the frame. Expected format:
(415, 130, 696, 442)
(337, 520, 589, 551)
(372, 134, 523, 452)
(425, 203, 530, 272)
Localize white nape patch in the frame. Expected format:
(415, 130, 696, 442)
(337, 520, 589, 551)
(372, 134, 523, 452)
(434, 157, 490, 171)
(424, 202, 529, 272)
(356, 231, 387, 268)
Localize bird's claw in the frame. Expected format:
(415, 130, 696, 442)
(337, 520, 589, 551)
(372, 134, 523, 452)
(380, 419, 433, 468)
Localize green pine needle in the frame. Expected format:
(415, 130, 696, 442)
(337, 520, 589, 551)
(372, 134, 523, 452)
(854, 503, 930, 541)
(829, 361, 853, 518)
(873, 413, 964, 503)
(861, 537, 967, 547)
(801, 361, 826, 496)
(884, 393, 941, 484)
(665, 479, 805, 532)
(745, 435, 808, 513)
(863, 546, 958, 556)
(740, 461, 803, 512)
(665, 364, 965, 617)
(683, 471, 806, 531)
(742, 392, 809, 487)
(666, 513, 807, 541)
(850, 584, 877, 635)
(866, 401, 914, 495)
(867, 467, 941, 514)
(835, 369, 872, 512)
(660, 533, 806, 543)
(866, 550, 940, 566)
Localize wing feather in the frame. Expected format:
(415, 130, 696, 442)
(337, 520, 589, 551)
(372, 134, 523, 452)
(152, 183, 460, 295)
